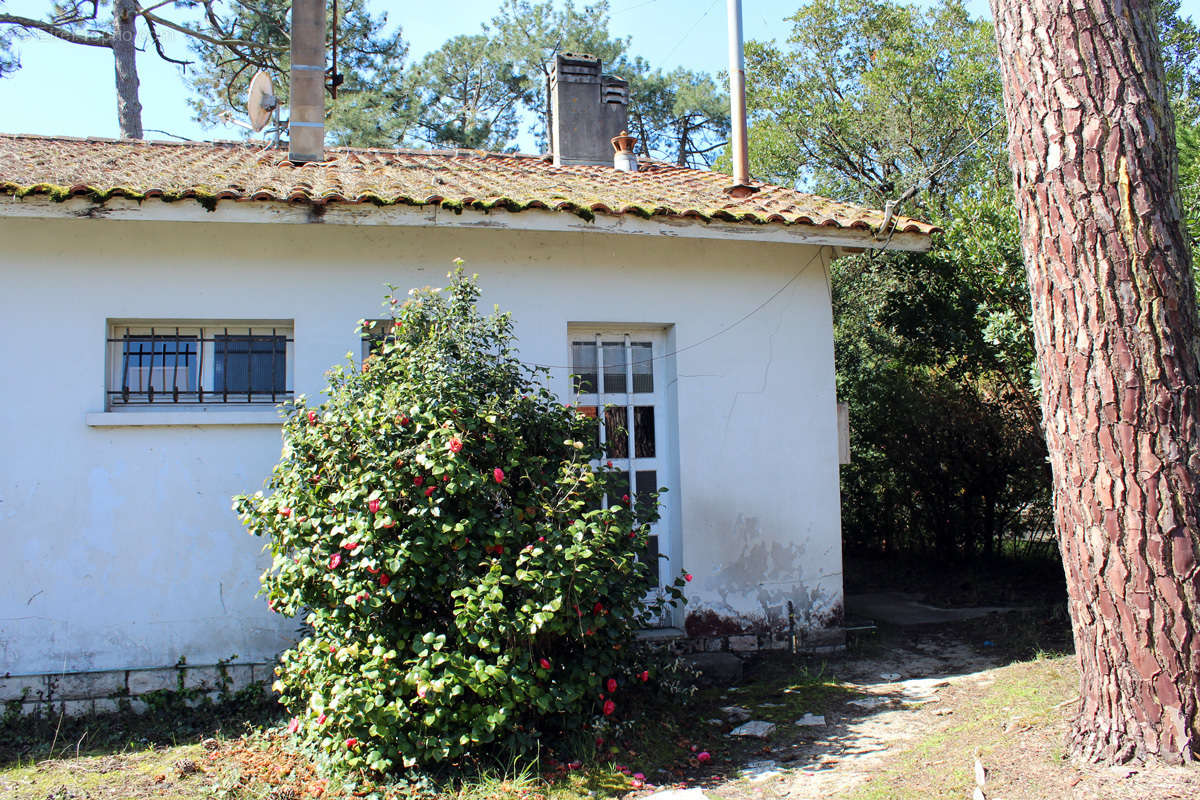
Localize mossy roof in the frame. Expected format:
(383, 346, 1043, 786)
(0, 133, 937, 236)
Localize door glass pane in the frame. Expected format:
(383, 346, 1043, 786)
(576, 405, 599, 452)
(610, 470, 631, 506)
(602, 341, 627, 393)
(604, 406, 628, 458)
(631, 342, 654, 393)
(639, 534, 661, 589)
(635, 470, 658, 518)
(634, 406, 656, 458)
(571, 341, 597, 393)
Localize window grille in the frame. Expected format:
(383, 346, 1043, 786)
(107, 324, 294, 406)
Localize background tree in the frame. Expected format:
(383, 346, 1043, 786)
(743, 0, 1004, 212)
(0, 1, 286, 138)
(742, 0, 1048, 564)
(990, 0, 1200, 762)
(408, 34, 529, 151)
(626, 64, 729, 167)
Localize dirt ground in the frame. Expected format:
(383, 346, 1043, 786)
(679, 621, 1200, 800)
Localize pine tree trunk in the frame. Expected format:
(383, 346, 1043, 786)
(990, 0, 1200, 763)
(113, 0, 142, 139)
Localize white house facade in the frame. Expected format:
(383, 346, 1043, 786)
(0, 124, 932, 712)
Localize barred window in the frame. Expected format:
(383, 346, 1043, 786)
(108, 323, 294, 407)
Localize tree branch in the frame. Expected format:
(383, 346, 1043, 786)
(143, 18, 191, 66)
(139, 10, 285, 52)
(0, 14, 111, 47)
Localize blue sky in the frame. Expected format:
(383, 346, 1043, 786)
(0, 0, 1195, 144)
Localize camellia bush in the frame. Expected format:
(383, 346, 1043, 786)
(235, 268, 685, 777)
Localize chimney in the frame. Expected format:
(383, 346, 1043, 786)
(288, 0, 325, 163)
(551, 53, 629, 166)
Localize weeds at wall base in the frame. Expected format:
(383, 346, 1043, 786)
(0, 680, 279, 767)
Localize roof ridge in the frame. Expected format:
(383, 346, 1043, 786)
(0, 132, 555, 161)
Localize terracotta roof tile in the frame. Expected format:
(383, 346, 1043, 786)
(0, 133, 937, 237)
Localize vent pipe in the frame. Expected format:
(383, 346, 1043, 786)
(612, 130, 638, 172)
(288, 0, 325, 163)
(726, 0, 750, 187)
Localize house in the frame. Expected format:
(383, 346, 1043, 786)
(0, 54, 934, 714)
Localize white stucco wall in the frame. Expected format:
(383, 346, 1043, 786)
(0, 211, 843, 676)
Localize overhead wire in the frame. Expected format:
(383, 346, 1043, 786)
(520, 245, 829, 372)
(662, 0, 722, 63)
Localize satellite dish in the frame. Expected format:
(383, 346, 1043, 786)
(247, 71, 278, 132)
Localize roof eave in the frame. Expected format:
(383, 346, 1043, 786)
(0, 193, 935, 252)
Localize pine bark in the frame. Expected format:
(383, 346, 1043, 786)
(113, 0, 142, 139)
(990, 0, 1200, 763)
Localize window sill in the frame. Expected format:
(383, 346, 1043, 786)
(86, 410, 284, 427)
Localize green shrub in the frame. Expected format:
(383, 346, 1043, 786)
(234, 268, 685, 777)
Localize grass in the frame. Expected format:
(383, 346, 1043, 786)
(839, 654, 1079, 800)
(1, 743, 214, 799)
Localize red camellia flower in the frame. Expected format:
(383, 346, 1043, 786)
(606, 678, 617, 693)
(399, 415, 410, 425)
(602, 699, 616, 716)
(593, 602, 604, 614)
(317, 713, 327, 725)
(622, 494, 630, 503)
(697, 751, 711, 763)
(424, 486, 435, 497)
(307, 411, 317, 425)
(685, 573, 693, 582)
(639, 670, 650, 682)
(279, 507, 292, 518)
(449, 437, 463, 453)
(539, 658, 551, 670)
(345, 738, 358, 749)
(287, 717, 300, 734)
(413, 476, 424, 487)
(379, 573, 390, 587)
(328, 553, 342, 569)
(368, 499, 380, 514)
(344, 541, 359, 551)
(493, 467, 505, 484)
